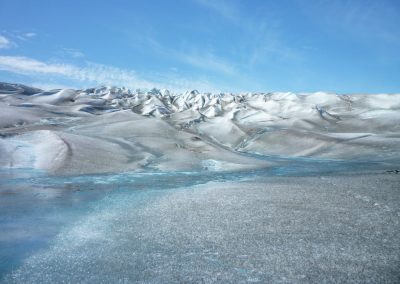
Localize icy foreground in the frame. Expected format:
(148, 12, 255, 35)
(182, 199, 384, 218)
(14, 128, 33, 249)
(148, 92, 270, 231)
(1, 83, 400, 283)
(1, 82, 399, 175)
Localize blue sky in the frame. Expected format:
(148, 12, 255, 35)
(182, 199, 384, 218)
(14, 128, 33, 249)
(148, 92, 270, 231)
(0, 0, 399, 93)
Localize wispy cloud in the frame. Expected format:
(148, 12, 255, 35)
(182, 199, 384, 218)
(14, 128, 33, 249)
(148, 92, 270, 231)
(194, 0, 302, 67)
(0, 55, 156, 89)
(301, 0, 400, 46)
(144, 37, 236, 76)
(15, 32, 37, 41)
(177, 50, 236, 76)
(24, 32, 36, 38)
(0, 35, 13, 49)
(61, 48, 85, 58)
(0, 55, 220, 92)
(3, 31, 38, 42)
(195, 0, 237, 22)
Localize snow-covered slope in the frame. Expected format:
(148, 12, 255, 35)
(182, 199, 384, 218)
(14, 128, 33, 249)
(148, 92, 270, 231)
(1, 82, 399, 175)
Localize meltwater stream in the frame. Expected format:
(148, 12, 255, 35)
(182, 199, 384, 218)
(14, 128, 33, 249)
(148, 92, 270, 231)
(0, 157, 398, 283)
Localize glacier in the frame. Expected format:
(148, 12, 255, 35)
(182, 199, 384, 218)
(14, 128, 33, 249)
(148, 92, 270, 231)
(0, 82, 399, 175)
(0, 82, 399, 283)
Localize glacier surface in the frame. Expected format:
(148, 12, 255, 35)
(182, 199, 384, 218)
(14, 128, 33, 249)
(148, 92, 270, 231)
(0, 83, 399, 283)
(1, 82, 399, 175)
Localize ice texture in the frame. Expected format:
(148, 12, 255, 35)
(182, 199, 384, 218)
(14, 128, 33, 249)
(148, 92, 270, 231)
(1, 172, 399, 283)
(1, 82, 400, 283)
(1, 83, 400, 175)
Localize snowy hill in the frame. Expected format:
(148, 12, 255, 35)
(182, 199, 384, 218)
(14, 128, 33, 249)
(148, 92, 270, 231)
(1, 82, 399, 175)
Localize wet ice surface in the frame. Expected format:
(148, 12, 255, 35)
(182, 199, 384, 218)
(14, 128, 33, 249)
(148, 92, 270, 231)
(1, 159, 400, 283)
(2, 83, 400, 282)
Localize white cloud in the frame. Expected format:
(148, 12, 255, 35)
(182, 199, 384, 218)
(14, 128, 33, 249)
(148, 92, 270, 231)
(194, 0, 301, 66)
(24, 32, 37, 38)
(145, 37, 236, 76)
(0, 35, 12, 49)
(0, 55, 155, 88)
(178, 51, 236, 75)
(62, 48, 85, 58)
(0, 55, 220, 92)
(195, 0, 237, 21)
(9, 31, 38, 41)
